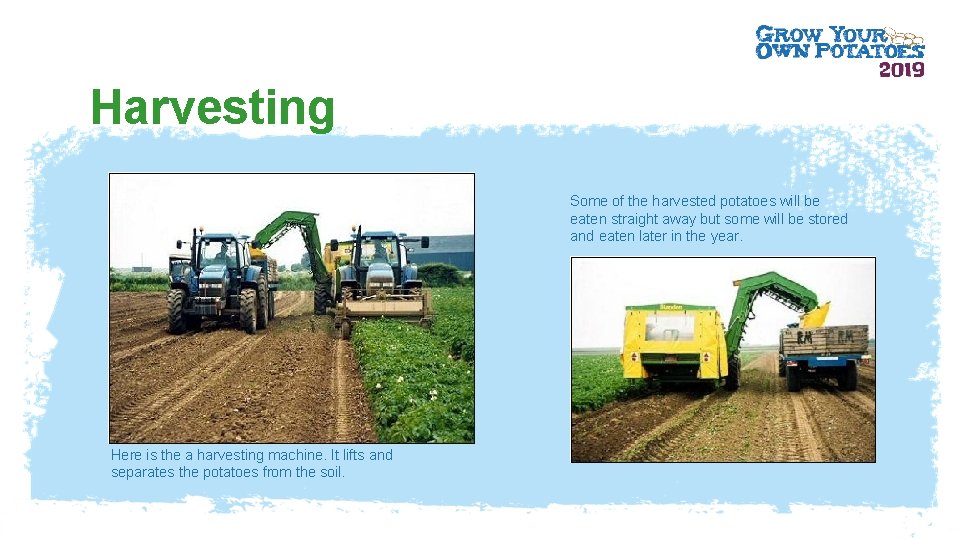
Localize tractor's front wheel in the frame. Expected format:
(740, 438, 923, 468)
(240, 288, 257, 335)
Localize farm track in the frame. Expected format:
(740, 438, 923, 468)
(109, 291, 376, 443)
(572, 351, 876, 462)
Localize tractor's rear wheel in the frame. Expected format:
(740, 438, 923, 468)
(240, 288, 257, 334)
(168, 289, 187, 334)
(724, 356, 740, 391)
(256, 277, 268, 329)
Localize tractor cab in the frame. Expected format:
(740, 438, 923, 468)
(199, 236, 242, 270)
(331, 227, 429, 300)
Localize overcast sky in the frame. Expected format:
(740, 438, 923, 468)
(572, 257, 876, 348)
(109, 173, 474, 268)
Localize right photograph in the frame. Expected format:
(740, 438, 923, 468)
(571, 257, 876, 463)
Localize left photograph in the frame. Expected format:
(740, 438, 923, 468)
(109, 173, 475, 444)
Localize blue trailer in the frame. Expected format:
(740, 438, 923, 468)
(778, 325, 870, 392)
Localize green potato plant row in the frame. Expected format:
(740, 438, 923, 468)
(352, 287, 476, 443)
(428, 288, 475, 363)
(571, 354, 646, 412)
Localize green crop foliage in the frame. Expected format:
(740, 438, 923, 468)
(352, 287, 475, 443)
(277, 272, 315, 291)
(430, 288, 475, 363)
(572, 354, 645, 412)
(109, 272, 168, 292)
(109, 271, 315, 292)
(739, 350, 762, 369)
(418, 263, 465, 287)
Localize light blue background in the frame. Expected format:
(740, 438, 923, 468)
(29, 127, 936, 507)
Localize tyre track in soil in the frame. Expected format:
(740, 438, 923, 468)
(329, 339, 376, 442)
(787, 392, 828, 461)
(274, 290, 307, 317)
(109, 291, 377, 443)
(824, 386, 876, 421)
(110, 335, 264, 442)
(616, 391, 735, 462)
(571, 393, 700, 462)
(109, 292, 305, 442)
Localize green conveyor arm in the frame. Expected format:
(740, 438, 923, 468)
(254, 210, 330, 285)
(725, 272, 819, 359)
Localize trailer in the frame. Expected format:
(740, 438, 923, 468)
(779, 325, 870, 391)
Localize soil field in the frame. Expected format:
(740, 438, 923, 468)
(572, 351, 876, 462)
(109, 291, 377, 443)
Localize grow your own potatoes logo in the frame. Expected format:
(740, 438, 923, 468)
(755, 25, 926, 77)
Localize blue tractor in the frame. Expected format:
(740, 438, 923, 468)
(329, 225, 432, 339)
(168, 228, 271, 334)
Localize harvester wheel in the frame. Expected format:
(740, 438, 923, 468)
(724, 356, 740, 391)
(256, 277, 268, 329)
(786, 365, 800, 392)
(240, 288, 257, 335)
(340, 320, 352, 340)
(314, 284, 331, 315)
(840, 362, 858, 391)
(168, 289, 187, 334)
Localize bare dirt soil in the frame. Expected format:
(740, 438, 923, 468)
(572, 351, 876, 462)
(109, 291, 377, 443)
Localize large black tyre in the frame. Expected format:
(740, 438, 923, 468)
(724, 356, 740, 391)
(786, 365, 801, 392)
(240, 288, 257, 335)
(168, 289, 187, 334)
(315, 283, 331, 315)
(256, 277, 268, 330)
(840, 362, 858, 391)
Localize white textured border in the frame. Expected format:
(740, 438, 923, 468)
(3, 1, 957, 536)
